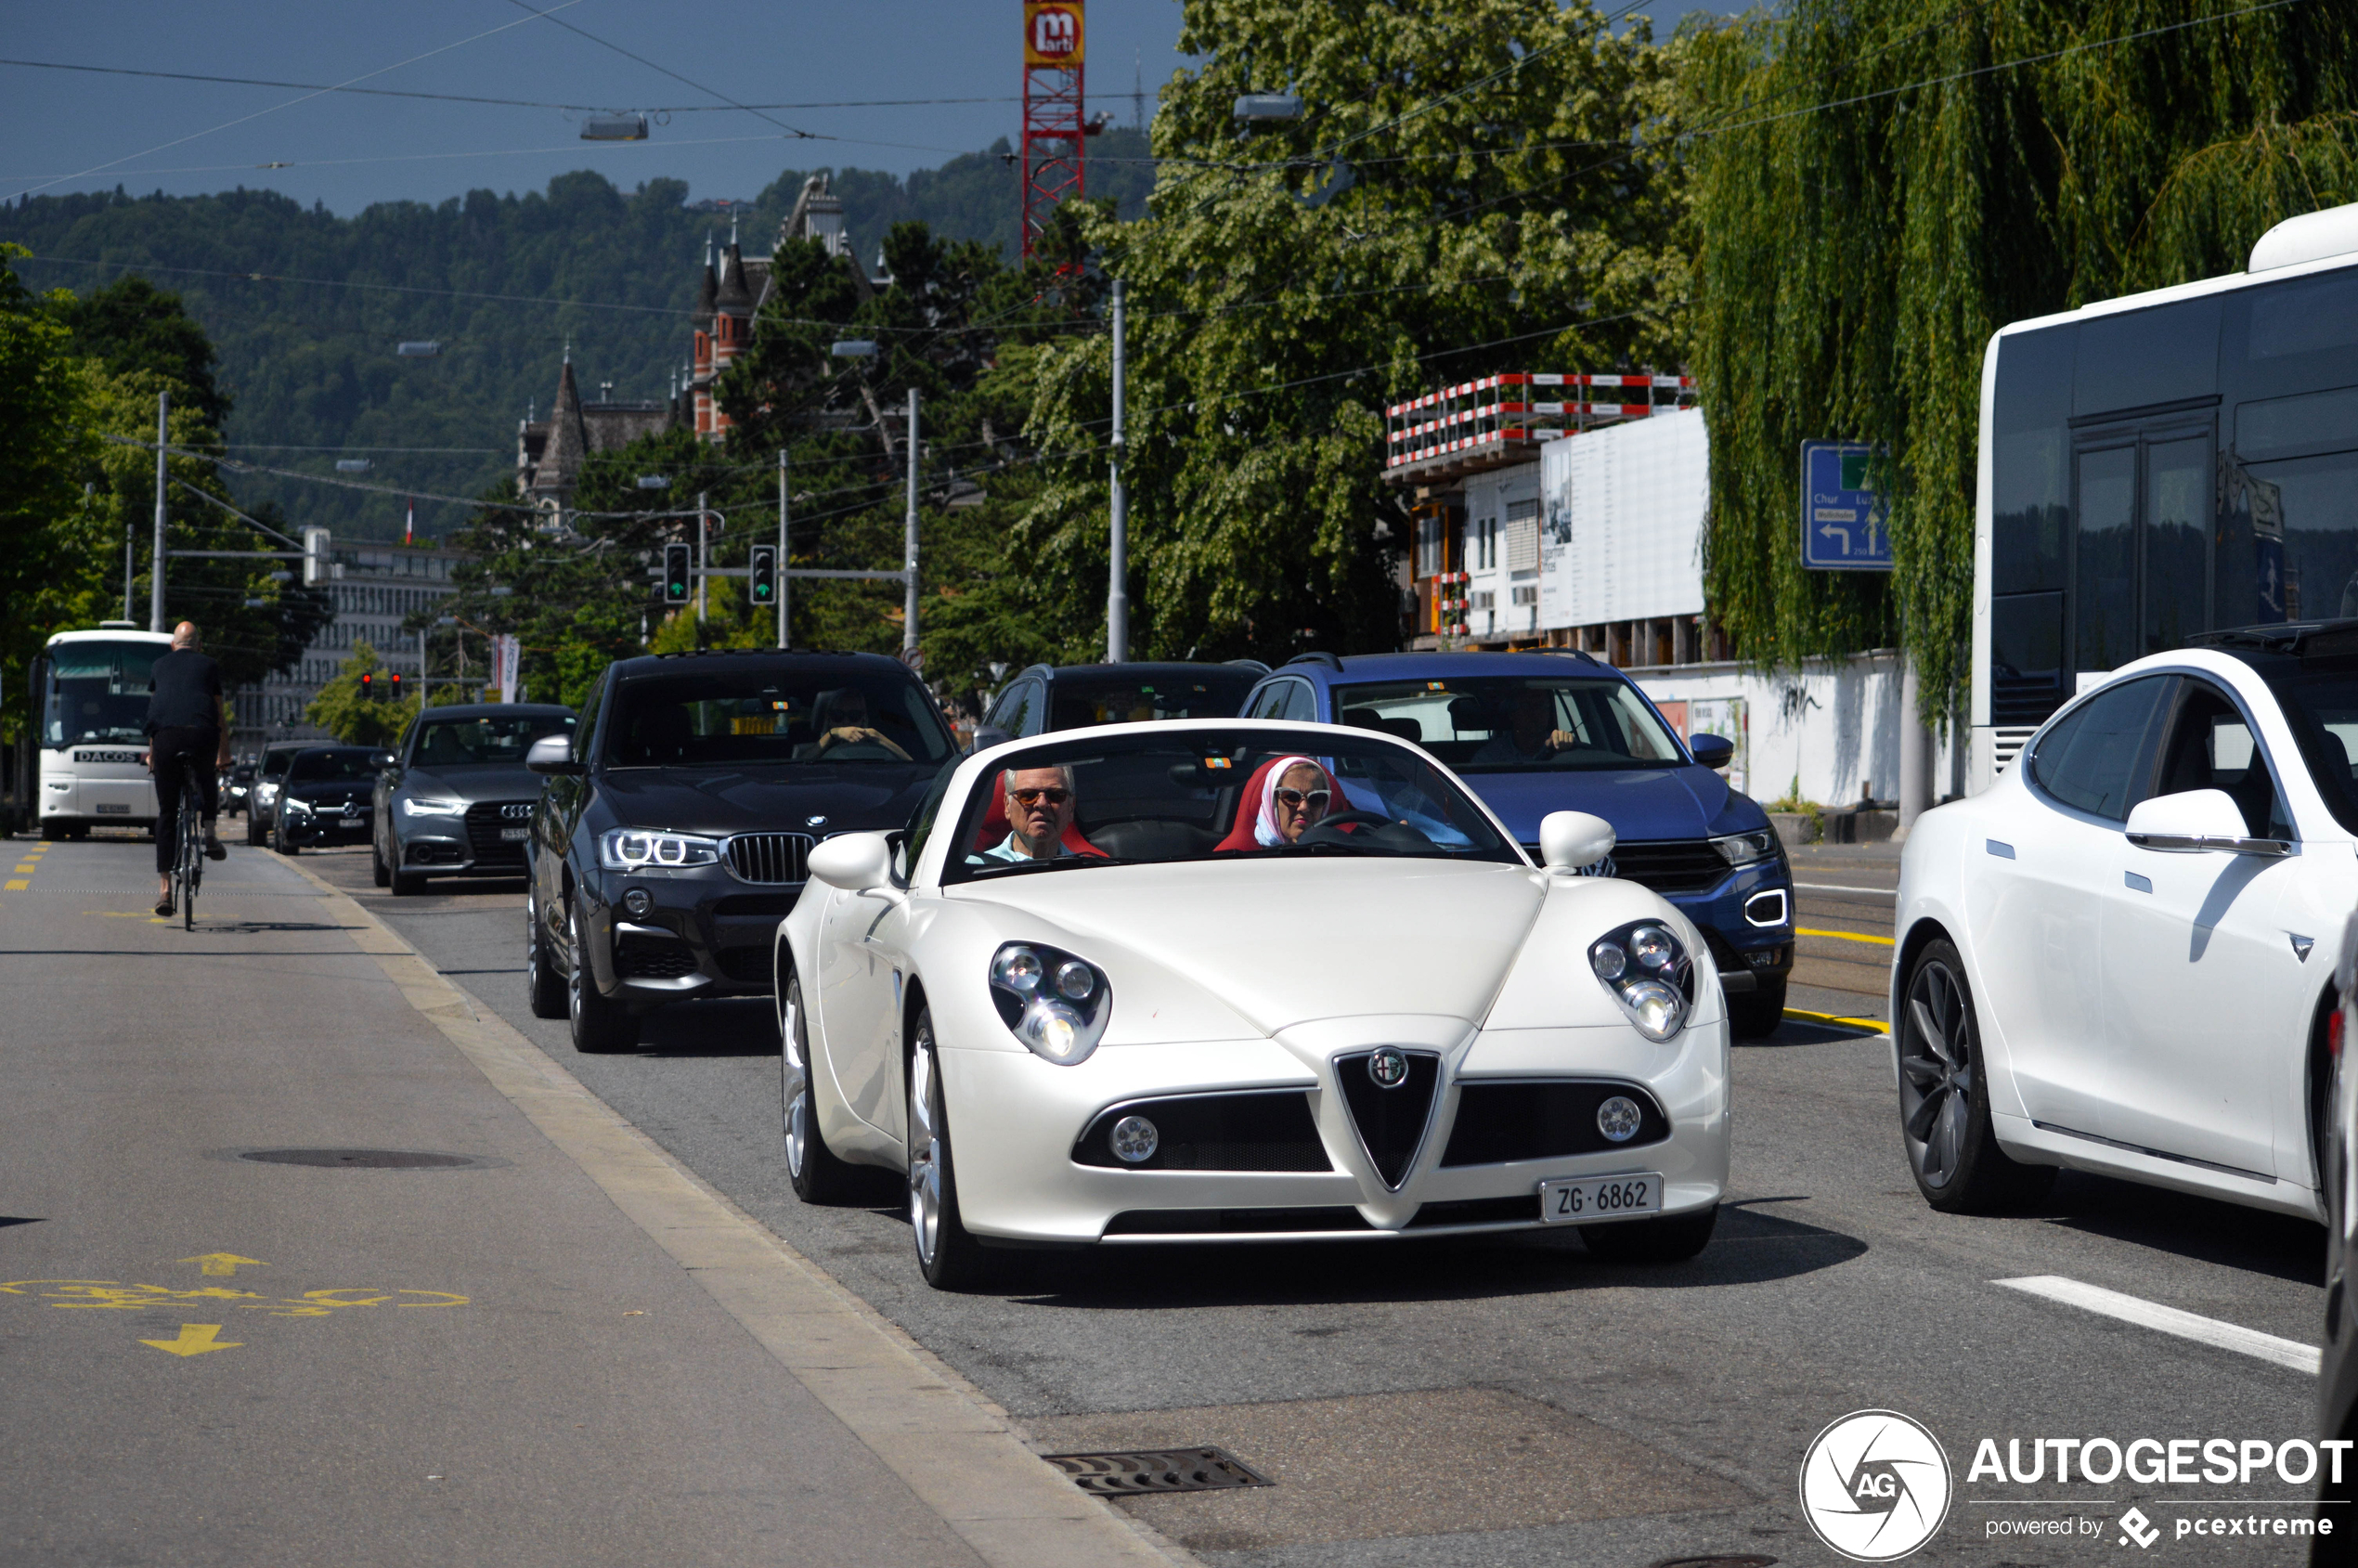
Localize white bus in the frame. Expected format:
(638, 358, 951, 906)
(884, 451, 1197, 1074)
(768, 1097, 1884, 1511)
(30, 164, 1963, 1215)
(32, 625, 174, 838)
(1971, 201, 2358, 791)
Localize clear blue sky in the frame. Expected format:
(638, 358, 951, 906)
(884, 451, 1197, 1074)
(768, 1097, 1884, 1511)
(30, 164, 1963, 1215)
(2, 1, 1745, 215)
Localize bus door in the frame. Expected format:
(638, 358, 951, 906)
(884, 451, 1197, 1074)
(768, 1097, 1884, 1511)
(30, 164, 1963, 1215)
(2071, 412, 2214, 680)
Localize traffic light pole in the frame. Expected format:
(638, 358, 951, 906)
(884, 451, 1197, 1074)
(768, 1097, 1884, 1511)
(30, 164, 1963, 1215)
(792, 450, 801, 650)
(149, 389, 169, 633)
(777, 449, 789, 649)
(903, 389, 921, 659)
(1108, 278, 1128, 663)
(696, 491, 709, 624)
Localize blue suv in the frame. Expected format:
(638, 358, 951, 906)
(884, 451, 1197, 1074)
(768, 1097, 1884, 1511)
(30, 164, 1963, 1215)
(1240, 651, 1794, 1035)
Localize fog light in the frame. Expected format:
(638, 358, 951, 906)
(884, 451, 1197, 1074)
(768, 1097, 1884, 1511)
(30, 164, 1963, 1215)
(622, 888, 653, 919)
(1110, 1115, 1159, 1163)
(1597, 1095, 1642, 1143)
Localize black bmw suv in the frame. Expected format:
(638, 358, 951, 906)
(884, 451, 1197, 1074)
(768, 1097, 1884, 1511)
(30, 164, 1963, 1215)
(524, 649, 957, 1052)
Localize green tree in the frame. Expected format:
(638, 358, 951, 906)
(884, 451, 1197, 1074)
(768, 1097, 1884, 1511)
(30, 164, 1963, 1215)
(1019, 0, 1692, 661)
(305, 641, 416, 745)
(1687, 0, 2358, 719)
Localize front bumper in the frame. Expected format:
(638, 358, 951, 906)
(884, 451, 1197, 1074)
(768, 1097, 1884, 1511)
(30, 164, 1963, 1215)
(395, 801, 536, 877)
(280, 806, 372, 845)
(939, 1015, 1730, 1245)
(1664, 862, 1793, 994)
(583, 866, 800, 1004)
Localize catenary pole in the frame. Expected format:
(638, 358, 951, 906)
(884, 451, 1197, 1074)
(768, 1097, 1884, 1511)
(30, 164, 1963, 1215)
(903, 389, 920, 658)
(149, 390, 169, 632)
(696, 490, 708, 623)
(792, 446, 801, 645)
(1108, 278, 1128, 663)
(776, 449, 789, 648)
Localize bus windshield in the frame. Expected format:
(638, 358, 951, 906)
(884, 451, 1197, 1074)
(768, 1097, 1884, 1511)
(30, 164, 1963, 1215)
(44, 640, 165, 747)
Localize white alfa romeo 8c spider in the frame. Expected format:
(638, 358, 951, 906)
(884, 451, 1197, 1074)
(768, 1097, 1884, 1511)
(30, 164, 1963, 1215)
(771, 719, 1731, 1289)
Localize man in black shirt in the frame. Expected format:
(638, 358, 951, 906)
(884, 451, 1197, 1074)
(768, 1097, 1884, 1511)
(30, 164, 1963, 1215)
(144, 621, 231, 915)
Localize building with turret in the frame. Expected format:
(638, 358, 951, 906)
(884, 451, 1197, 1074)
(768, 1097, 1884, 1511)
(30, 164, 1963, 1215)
(515, 353, 670, 520)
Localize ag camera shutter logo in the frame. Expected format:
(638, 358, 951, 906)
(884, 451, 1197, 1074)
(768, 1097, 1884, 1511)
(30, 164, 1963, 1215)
(1800, 1409, 1952, 1561)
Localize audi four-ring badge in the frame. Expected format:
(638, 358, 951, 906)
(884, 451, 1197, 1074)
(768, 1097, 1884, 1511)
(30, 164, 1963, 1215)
(772, 718, 1732, 1291)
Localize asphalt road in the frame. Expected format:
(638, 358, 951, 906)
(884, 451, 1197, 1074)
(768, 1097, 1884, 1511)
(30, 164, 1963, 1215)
(5, 828, 2335, 1565)
(304, 836, 2327, 1566)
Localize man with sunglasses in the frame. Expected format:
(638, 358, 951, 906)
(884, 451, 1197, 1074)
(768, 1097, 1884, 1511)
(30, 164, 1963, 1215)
(975, 765, 1079, 862)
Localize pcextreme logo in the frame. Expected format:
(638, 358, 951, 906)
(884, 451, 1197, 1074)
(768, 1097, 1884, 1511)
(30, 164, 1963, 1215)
(1800, 1409, 1954, 1562)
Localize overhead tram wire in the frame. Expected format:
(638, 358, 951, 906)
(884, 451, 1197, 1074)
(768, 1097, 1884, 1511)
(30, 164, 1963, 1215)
(0, 58, 1019, 113)
(501, 0, 814, 141)
(10, 0, 592, 201)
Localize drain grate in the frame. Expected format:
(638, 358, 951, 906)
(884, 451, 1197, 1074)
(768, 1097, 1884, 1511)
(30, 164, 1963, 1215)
(237, 1148, 490, 1171)
(1043, 1446, 1272, 1496)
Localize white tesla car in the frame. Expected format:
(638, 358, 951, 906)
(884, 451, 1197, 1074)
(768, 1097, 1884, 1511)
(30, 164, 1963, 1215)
(771, 719, 1731, 1289)
(1893, 626, 2358, 1219)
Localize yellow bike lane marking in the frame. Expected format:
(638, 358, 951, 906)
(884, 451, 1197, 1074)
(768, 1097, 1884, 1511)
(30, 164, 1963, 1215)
(1, 1251, 469, 1356)
(6, 841, 40, 889)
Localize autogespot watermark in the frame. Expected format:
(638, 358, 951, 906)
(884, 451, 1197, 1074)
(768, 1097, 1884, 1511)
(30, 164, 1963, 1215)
(1802, 1412, 2348, 1559)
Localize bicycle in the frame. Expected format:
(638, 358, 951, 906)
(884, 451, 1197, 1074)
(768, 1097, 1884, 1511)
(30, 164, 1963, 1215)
(168, 751, 205, 930)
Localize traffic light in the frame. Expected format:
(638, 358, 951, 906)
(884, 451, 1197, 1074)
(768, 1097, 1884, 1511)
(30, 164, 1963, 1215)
(749, 545, 776, 606)
(359, 672, 375, 702)
(663, 542, 692, 604)
(388, 671, 403, 704)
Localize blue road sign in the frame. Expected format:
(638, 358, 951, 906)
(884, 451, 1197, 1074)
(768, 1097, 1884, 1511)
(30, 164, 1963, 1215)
(1800, 441, 1893, 571)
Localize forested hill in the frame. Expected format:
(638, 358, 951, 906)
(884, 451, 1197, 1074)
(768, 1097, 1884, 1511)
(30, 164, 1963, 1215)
(0, 132, 1150, 543)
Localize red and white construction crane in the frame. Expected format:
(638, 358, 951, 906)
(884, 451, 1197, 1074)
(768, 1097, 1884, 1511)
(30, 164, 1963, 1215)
(1020, 2, 1106, 259)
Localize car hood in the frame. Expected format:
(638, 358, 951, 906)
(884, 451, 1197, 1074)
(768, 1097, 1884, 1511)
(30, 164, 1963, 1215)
(955, 857, 1544, 1035)
(283, 779, 372, 806)
(594, 762, 939, 836)
(1455, 764, 1762, 843)
(403, 763, 542, 803)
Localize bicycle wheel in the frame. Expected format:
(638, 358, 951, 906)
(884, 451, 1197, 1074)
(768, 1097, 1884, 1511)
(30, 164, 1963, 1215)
(179, 770, 201, 930)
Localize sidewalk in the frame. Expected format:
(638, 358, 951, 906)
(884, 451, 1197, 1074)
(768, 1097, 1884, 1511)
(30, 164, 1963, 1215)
(0, 834, 1173, 1568)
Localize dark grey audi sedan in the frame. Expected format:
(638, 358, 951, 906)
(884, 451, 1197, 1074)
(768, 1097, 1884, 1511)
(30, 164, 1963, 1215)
(371, 703, 577, 895)
(522, 650, 955, 1053)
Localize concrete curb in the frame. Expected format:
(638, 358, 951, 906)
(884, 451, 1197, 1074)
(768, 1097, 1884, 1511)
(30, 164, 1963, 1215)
(280, 855, 1192, 1568)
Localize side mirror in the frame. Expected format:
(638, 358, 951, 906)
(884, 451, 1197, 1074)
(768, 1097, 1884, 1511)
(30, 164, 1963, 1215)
(525, 732, 584, 776)
(2124, 788, 2289, 856)
(970, 725, 1013, 756)
(807, 830, 899, 892)
(1688, 732, 1735, 771)
(1538, 810, 1617, 873)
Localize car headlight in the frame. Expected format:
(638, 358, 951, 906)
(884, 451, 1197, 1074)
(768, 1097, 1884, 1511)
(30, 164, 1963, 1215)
(988, 941, 1110, 1065)
(1709, 828, 1779, 868)
(1589, 919, 1695, 1042)
(282, 797, 313, 816)
(401, 797, 465, 817)
(598, 828, 722, 871)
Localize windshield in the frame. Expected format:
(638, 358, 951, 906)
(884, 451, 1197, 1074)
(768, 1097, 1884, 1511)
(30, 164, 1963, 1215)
(411, 711, 575, 767)
(605, 667, 954, 769)
(43, 640, 164, 747)
(2263, 655, 2358, 834)
(289, 749, 382, 784)
(1332, 675, 1684, 771)
(942, 728, 1519, 883)
(1048, 671, 1256, 729)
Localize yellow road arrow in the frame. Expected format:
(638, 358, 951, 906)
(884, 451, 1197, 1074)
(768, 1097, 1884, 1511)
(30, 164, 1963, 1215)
(180, 1253, 266, 1277)
(141, 1324, 240, 1356)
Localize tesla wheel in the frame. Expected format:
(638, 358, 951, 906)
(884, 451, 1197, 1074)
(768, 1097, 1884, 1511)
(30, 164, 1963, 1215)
(1898, 939, 2054, 1212)
(566, 902, 640, 1054)
(907, 1008, 993, 1290)
(371, 839, 391, 888)
(1583, 1204, 1718, 1263)
(525, 893, 566, 1019)
(783, 973, 860, 1204)
(1728, 978, 1787, 1040)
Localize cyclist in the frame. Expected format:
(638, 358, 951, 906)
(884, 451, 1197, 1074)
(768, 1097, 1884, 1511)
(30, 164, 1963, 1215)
(143, 621, 231, 916)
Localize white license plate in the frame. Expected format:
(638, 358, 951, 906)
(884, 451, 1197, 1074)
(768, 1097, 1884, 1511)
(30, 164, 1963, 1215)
(1537, 1173, 1664, 1224)
(499, 826, 529, 841)
(96, 803, 130, 814)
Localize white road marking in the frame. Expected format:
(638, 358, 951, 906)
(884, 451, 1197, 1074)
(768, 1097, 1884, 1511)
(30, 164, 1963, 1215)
(1996, 1275, 2321, 1375)
(1794, 882, 1897, 897)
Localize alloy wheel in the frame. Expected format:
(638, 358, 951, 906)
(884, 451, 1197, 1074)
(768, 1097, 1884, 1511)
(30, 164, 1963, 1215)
(1899, 958, 1974, 1188)
(907, 1026, 942, 1266)
(782, 983, 809, 1181)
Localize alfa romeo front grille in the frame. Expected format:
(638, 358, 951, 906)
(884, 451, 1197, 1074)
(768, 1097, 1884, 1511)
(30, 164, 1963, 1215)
(1333, 1049, 1440, 1189)
(724, 832, 814, 885)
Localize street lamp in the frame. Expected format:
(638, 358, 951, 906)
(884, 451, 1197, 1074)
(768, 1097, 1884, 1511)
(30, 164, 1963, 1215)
(1233, 94, 1302, 123)
(831, 340, 878, 359)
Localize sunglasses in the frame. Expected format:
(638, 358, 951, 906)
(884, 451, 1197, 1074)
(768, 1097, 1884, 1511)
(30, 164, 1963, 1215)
(1008, 787, 1071, 807)
(1274, 787, 1331, 810)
